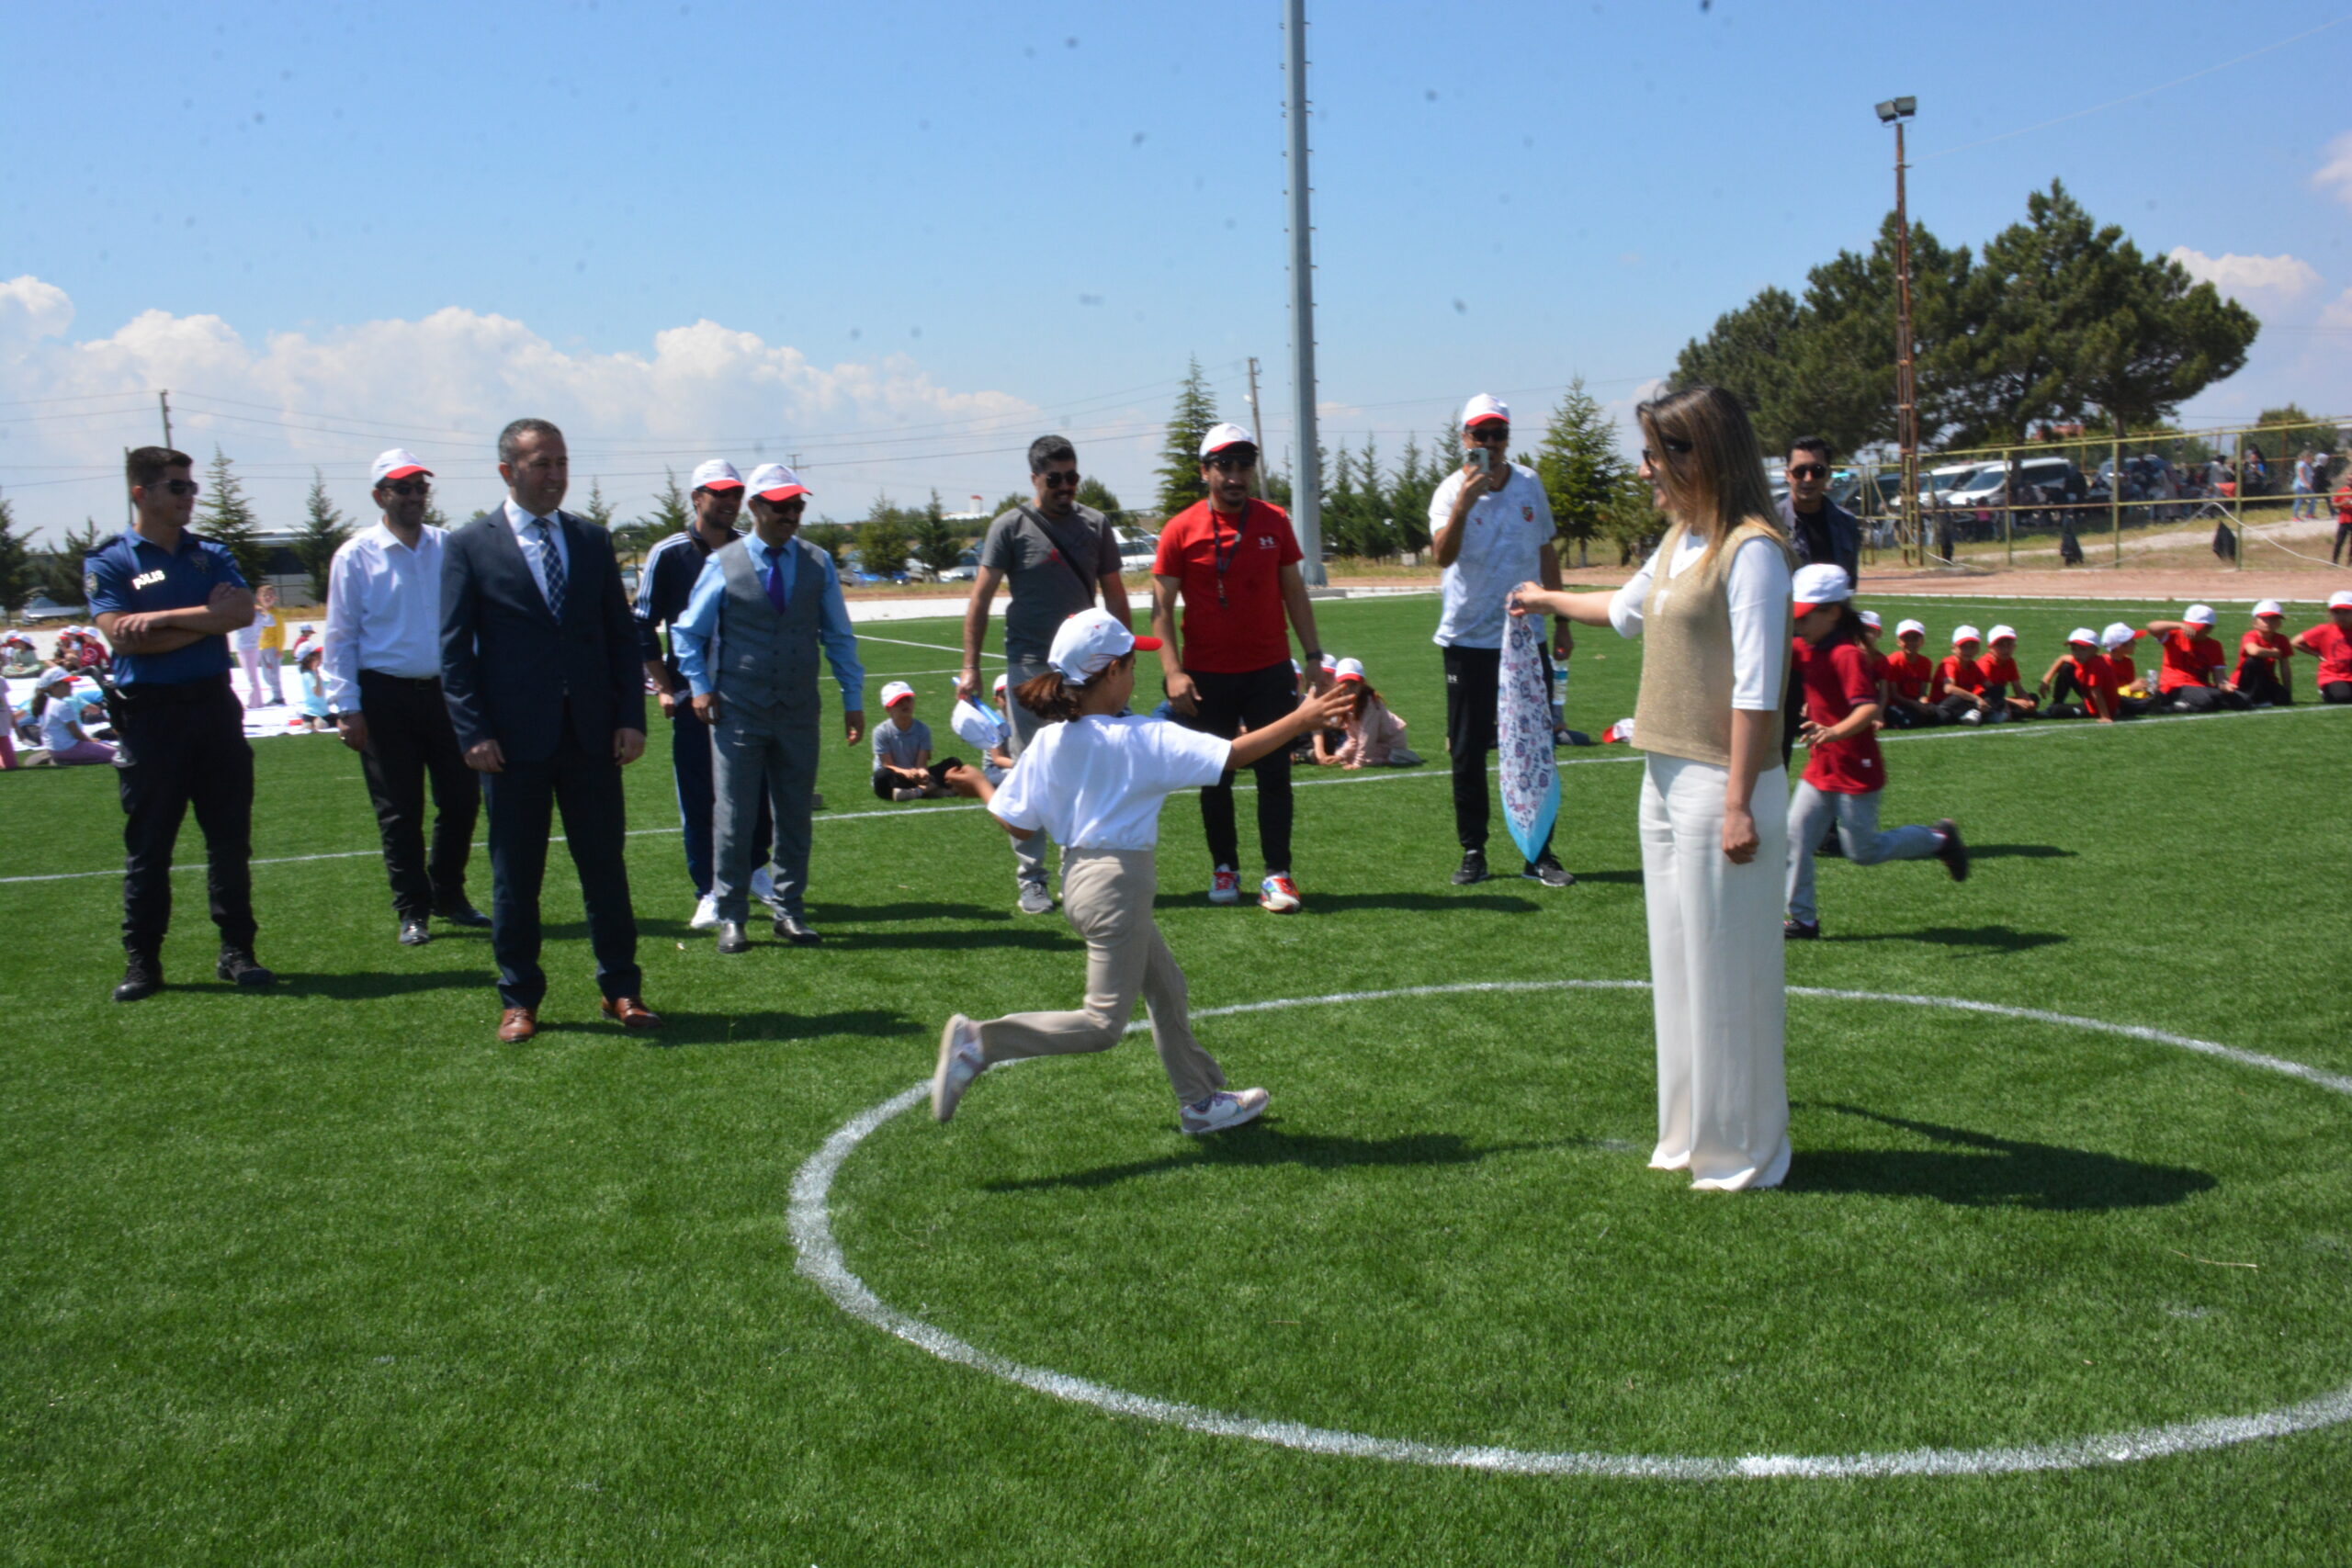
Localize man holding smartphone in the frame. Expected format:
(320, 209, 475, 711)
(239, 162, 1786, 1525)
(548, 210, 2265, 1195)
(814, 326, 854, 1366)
(1429, 394, 1574, 888)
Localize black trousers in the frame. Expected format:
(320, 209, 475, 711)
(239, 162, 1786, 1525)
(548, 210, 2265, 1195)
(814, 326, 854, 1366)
(113, 674, 255, 957)
(481, 723, 640, 1010)
(871, 758, 964, 799)
(2165, 683, 2252, 714)
(356, 671, 481, 919)
(1443, 643, 1554, 858)
(2335, 524, 2352, 565)
(1177, 661, 1296, 874)
(2323, 681, 2352, 705)
(2234, 661, 2292, 706)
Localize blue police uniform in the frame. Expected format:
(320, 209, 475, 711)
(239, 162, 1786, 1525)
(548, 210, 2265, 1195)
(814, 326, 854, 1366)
(85, 526, 260, 960)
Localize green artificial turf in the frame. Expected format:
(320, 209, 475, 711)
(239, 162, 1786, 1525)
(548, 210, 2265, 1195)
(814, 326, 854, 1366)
(4, 592, 2349, 1567)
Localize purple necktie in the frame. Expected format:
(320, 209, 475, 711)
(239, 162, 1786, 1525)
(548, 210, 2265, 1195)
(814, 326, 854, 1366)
(764, 556, 786, 612)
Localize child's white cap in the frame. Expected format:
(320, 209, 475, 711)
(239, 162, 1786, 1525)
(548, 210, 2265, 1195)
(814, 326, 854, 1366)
(1790, 563, 1852, 614)
(1047, 606, 1161, 682)
(991, 671, 1008, 694)
(879, 680, 915, 708)
(2100, 622, 2137, 650)
(1858, 610, 1882, 632)
(1987, 624, 2018, 643)
(2331, 590, 2352, 610)
(1951, 624, 1983, 646)
(34, 664, 73, 688)
(1895, 618, 1927, 638)
(1333, 657, 1366, 683)
(2253, 598, 2284, 617)
(2067, 626, 2099, 647)
(2184, 603, 2217, 626)
(1320, 651, 1338, 669)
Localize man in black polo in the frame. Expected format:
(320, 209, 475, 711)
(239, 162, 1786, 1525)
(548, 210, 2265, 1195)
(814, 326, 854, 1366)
(1775, 436, 1862, 774)
(634, 457, 776, 931)
(85, 446, 273, 1001)
(956, 434, 1128, 914)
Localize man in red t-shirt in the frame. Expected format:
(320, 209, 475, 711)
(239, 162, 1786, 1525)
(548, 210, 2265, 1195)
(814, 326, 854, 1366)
(2291, 590, 2352, 703)
(2233, 599, 2297, 707)
(2145, 605, 2250, 712)
(1150, 423, 1331, 912)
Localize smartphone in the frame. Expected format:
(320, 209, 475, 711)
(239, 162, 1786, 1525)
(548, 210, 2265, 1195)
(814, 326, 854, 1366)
(1465, 446, 1490, 475)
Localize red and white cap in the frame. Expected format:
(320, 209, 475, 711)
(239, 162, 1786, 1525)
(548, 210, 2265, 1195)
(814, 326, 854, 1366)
(991, 671, 1008, 695)
(2100, 622, 2137, 650)
(2253, 599, 2284, 618)
(371, 447, 432, 484)
(690, 458, 743, 492)
(2330, 590, 2352, 610)
(1790, 563, 1852, 615)
(1333, 657, 1366, 683)
(2066, 626, 2098, 647)
(2184, 603, 2216, 626)
(879, 680, 916, 708)
(1951, 624, 1982, 646)
(1858, 610, 1883, 632)
(1987, 624, 2018, 644)
(1462, 393, 1510, 428)
(745, 462, 811, 502)
(1895, 618, 1927, 638)
(1047, 605, 1161, 682)
(1198, 423, 1256, 458)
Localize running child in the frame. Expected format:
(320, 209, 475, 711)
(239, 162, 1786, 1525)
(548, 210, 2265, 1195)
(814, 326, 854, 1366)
(1781, 567, 1966, 941)
(931, 608, 1352, 1133)
(2145, 604, 2249, 713)
(1883, 618, 1940, 728)
(2037, 629, 2117, 721)
(1979, 626, 2040, 720)
(2233, 599, 2297, 707)
(2292, 590, 2352, 703)
(1931, 625, 1999, 724)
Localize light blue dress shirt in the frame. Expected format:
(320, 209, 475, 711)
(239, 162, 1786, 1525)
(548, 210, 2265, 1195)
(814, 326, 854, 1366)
(671, 532, 865, 711)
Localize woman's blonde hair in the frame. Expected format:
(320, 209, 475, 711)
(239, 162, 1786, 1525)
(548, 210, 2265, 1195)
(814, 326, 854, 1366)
(1636, 386, 1787, 564)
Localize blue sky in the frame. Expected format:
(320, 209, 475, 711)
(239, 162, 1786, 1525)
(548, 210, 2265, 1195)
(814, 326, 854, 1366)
(4, 0, 2348, 542)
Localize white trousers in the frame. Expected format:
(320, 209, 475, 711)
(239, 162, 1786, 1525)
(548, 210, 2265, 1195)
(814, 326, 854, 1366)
(1637, 753, 1792, 1190)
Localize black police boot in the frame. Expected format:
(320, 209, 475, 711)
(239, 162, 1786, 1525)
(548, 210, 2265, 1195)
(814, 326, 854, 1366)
(216, 947, 277, 988)
(113, 951, 164, 1003)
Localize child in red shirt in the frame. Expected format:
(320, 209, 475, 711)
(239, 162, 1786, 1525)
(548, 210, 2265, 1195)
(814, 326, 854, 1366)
(1931, 626, 1999, 724)
(1782, 567, 1966, 940)
(2233, 599, 2297, 706)
(1979, 625, 2041, 720)
(1882, 618, 1940, 728)
(2037, 629, 2117, 721)
(2291, 591, 2352, 703)
(2145, 605, 2250, 713)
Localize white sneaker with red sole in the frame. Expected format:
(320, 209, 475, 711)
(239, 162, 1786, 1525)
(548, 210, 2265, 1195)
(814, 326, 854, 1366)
(1207, 866, 1241, 905)
(1259, 874, 1302, 913)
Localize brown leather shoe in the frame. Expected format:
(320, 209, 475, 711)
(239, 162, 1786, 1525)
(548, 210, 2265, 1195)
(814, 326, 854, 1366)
(600, 996, 662, 1031)
(497, 1007, 537, 1043)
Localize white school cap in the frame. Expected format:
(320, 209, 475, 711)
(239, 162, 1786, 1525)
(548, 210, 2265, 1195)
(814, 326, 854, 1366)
(1987, 624, 2018, 643)
(1320, 651, 1339, 669)
(2067, 626, 2099, 648)
(1858, 610, 1882, 632)
(1333, 657, 1366, 683)
(878, 680, 915, 708)
(2101, 622, 2137, 650)
(689, 458, 743, 492)
(1951, 624, 1982, 645)
(371, 447, 432, 484)
(1895, 618, 1927, 638)
(2184, 603, 2216, 626)
(1198, 423, 1256, 458)
(991, 671, 1008, 694)
(1462, 392, 1510, 428)
(1047, 605, 1162, 682)
(2331, 590, 2352, 610)
(745, 462, 811, 502)
(1790, 563, 1852, 614)
(34, 664, 74, 688)
(2253, 599, 2284, 617)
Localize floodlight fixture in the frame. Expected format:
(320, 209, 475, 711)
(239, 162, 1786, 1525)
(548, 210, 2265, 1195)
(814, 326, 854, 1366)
(1875, 96, 1917, 123)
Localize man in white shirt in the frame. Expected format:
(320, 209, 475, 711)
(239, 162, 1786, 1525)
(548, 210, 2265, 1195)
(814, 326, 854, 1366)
(1428, 394, 1573, 888)
(324, 448, 488, 946)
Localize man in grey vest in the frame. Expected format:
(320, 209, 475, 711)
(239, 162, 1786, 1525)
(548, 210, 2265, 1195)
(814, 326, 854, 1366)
(956, 434, 1129, 913)
(668, 463, 866, 953)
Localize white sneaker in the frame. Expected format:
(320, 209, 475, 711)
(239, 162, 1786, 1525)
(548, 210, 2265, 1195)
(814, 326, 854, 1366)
(1016, 882, 1054, 915)
(689, 893, 719, 931)
(1182, 1087, 1270, 1135)
(1961, 708, 1983, 725)
(892, 786, 924, 802)
(1207, 866, 1241, 905)
(750, 865, 782, 914)
(933, 1015, 987, 1122)
(1258, 874, 1302, 913)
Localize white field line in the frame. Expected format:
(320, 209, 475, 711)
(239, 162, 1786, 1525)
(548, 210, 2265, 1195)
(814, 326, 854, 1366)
(3, 703, 2343, 887)
(791, 980, 2352, 1481)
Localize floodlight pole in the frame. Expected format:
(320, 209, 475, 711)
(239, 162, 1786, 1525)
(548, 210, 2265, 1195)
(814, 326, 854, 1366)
(1283, 0, 1325, 584)
(1886, 108, 1919, 566)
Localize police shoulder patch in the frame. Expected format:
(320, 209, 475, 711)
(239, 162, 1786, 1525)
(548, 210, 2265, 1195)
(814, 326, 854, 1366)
(85, 571, 98, 596)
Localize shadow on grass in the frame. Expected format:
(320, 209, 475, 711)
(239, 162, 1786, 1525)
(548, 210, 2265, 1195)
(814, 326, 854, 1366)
(1963, 843, 2077, 861)
(1784, 1103, 2214, 1212)
(1562, 869, 1642, 886)
(1820, 925, 2066, 953)
(984, 1126, 1586, 1193)
(279, 969, 491, 1000)
(653, 1008, 918, 1048)
(1179, 890, 1542, 915)
(819, 901, 1012, 925)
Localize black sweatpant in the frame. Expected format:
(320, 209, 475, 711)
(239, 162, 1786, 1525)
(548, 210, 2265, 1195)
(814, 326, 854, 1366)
(356, 670, 481, 919)
(1443, 643, 1555, 859)
(2323, 682, 2352, 705)
(871, 758, 965, 799)
(2165, 683, 2251, 714)
(2234, 661, 2292, 706)
(1176, 661, 1296, 874)
(2335, 523, 2352, 565)
(112, 674, 255, 958)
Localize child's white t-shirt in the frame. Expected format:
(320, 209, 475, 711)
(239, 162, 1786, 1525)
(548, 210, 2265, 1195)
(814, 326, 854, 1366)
(989, 714, 1232, 851)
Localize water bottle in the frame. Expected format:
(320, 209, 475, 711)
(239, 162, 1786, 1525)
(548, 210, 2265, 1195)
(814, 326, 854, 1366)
(1550, 661, 1569, 731)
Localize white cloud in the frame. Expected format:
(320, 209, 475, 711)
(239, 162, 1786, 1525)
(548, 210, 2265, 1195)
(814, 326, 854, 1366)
(0, 278, 1039, 541)
(2165, 247, 2320, 303)
(2313, 131, 2352, 211)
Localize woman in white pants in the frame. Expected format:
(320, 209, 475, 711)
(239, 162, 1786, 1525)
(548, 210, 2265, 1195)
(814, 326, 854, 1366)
(932, 608, 1351, 1135)
(1512, 386, 1795, 1190)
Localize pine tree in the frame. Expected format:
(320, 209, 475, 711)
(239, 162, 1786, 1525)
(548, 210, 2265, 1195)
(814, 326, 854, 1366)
(1532, 380, 1626, 570)
(292, 469, 352, 606)
(37, 521, 107, 605)
(1075, 477, 1123, 518)
(421, 498, 451, 530)
(0, 494, 30, 617)
(196, 447, 272, 587)
(579, 478, 616, 531)
(854, 494, 912, 581)
(641, 468, 693, 544)
(910, 491, 962, 573)
(1153, 356, 1221, 518)
(1389, 435, 1440, 556)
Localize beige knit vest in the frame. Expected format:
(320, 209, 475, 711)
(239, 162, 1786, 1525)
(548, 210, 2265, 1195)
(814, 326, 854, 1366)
(1632, 519, 1792, 767)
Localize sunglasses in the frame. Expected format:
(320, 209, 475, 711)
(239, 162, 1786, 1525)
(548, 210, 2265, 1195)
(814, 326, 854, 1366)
(1467, 424, 1510, 444)
(379, 479, 432, 498)
(1038, 470, 1082, 489)
(1205, 452, 1257, 473)
(153, 479, 201, 498)
(1789, 464, 1827, 480)
(1639, 442, 1691, 466)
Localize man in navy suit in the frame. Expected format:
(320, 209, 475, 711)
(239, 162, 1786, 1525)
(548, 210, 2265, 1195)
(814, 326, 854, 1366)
(441, 417, 661, 1043)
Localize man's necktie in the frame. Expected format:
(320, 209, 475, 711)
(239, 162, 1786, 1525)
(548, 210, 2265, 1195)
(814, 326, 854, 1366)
(533, 520, 566, 620)
(764, 555, 786, 612)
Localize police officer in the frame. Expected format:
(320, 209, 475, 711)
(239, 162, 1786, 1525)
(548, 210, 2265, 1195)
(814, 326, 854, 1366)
(86, 446, 274, 1001)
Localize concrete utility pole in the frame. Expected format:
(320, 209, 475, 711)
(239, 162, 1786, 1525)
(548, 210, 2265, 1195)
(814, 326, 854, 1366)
(1283, 0, 1325, 584)
(1876, 97, 1918, 564)
(1245, 355, 1269, 497)
(158, 389, 173, 450)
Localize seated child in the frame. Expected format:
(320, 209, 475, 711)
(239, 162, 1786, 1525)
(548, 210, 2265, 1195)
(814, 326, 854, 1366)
(871, 680, 963, 800)
(2037, 629, 2116, 720)
(293, 646, 333, 731)
(1882, 618, 1940, 728)
(2290, 590, 2352, 704)
(1979, 625, 2040, 720)
(1325, 658, 1422, 768)
(1930, 625, 1999, 724)
(2233, 599, 2296, 707)
(2145, 604, 2251, 713)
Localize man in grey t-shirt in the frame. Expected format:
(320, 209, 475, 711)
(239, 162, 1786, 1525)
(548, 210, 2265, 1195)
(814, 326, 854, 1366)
(957, 434, 1131, 912)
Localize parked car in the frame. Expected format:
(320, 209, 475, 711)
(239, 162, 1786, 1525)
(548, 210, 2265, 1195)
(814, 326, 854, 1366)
(940, 545, 981, 583)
